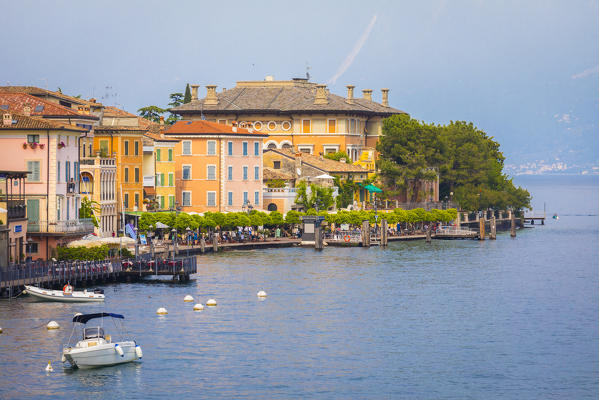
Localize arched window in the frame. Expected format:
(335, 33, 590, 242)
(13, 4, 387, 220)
(281, 143, 292, 150)
(267, 142, 277, 150)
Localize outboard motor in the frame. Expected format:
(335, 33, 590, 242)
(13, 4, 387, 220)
(93, 289, 104, 294)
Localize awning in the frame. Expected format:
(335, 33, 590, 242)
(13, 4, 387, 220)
(73, 312, 124, 324)
(363, 184, 382, 193)
(143, 187, 156, 196)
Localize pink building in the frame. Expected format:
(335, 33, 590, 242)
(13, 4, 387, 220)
(164, 120, 267, 212)
(0, 112, 93, 260)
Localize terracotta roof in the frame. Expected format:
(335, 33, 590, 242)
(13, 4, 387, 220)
(0, 112, 87, 132)
(94, 125, 147, 133)
(102, 106, 138, 118)
(263, 167, 293, 181)
(172, 80, 406, 116)
(0, 86, 102, 107)
(164, 120, 268, 136)
(144, 131, 178, 142)
(0, 92, 98, 120)
(266, 148, 368, 174)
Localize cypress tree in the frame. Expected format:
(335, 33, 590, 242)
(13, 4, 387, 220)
(183, 83, 192, 103)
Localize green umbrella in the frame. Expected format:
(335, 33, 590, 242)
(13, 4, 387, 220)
(363, 184, 382, 193)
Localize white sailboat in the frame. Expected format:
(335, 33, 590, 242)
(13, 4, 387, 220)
(62, 312, 142, 369)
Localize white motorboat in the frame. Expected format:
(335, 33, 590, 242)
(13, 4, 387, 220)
(24, 284, 104, 302)
(62, 312, 142, 369)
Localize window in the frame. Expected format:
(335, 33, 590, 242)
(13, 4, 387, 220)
(207, 140, 216, 155)
(65, 161, 71, 182)
(182, 165, 191, 180)
(228, 166, 233, 181)
(57, 161, 61, 183)
(168, 149, 173, 161)
(281, 121, 292, 131)
(253, 121, 262, 130)
(124, 140, 129, 155)
(207, 191, 216, 207)
(134, 141, 139, 155)
(27, 134, 39, 143)
(273, 161, 281, 169)
(207, 165, 216, 180)
(156, 149, 161, 161)
(302, 120, 311, 133)
(228, 141, 233, 155)
(155, 174, 160, 186)
(159, 196, 165, 209)
(124, 167, 129, 182)
(243, 191, 248, 205)
(182, 140, 191, 155)
(169, 195, 175, 209)
(254, 142, 260, 156)
(243, 166, 248, 180)
(99, 140, 108, 155)
(134, 193, 140, 208)
(228, 191, 233, 206)
(26, 161, 40, 182)
(26, 242, 38, 254)
(242, 142, 248, 156)
(168, 173, 174, 187)
(254, 191, 259, 205)
(124, 193, 129, 209)
(298, 146, 312, 154)
(182, 191, 191, 206)
(328, 119, 336, 133)
(254, 166, 259, 180)
(350, 119, 356, 133)
(160, 173, 165, 187)
(134, 167, 139, 183)
(218, 119, 227, 125)
(267, 121, 277, 130)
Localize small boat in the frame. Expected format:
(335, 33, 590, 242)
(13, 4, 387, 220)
(62, 312, 142, 369)
(553, 213, 559, 220)
(24, 284, 104, 302)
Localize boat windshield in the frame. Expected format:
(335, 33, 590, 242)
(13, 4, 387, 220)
(83, 327, 105, 340)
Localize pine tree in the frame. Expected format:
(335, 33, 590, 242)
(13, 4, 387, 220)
(183, 83, 192, 103)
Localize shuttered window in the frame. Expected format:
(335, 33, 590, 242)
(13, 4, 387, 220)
(26, 161, 41, 182)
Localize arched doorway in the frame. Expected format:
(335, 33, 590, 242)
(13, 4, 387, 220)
(267, 203, 278, 211)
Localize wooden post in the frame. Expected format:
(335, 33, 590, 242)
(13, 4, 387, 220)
(381, 219, 388, 247)
(479, 215, 485, 240)
(490, 215, 496, 240)
(212, 234, 218, 252)
(426, 226, 431, 243)
(361, 220, 370, 248)
(510, 212, 516, 238)
(314, 226, 323, 250)
(200, 237, 206, 254)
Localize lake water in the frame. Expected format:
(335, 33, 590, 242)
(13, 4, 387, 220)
(1, 175, 598, 399)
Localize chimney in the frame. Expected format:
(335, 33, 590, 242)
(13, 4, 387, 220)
(381, 88, 389, 107)
(159, 116, 165, 125)
(205, 85, 219, 105)
(191, 84, 199, 101)
(314, 84, 328, 105)
(23, 105, 31, 117)
(90, 98, 96, 103)
(3, 113, 12, 126)
(362, 89, 372, 101)
(346, 85, 355, 104)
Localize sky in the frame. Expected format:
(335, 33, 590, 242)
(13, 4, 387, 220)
(2, 0, 598, 167)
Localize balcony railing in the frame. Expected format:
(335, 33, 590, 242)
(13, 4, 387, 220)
(28, 218, 94, 234)
(3, 200, 26, 220)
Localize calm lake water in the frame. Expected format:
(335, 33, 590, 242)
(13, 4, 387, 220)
(1, 175, 598, 399)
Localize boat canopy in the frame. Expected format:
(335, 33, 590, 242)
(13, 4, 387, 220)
(72, 312, 125, 324)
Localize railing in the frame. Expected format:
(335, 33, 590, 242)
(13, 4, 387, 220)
(28, 218, 95, 234)
(0, 259, 122, 287)
(6, 201, 26, 220)
(326, 230, 361, 243)
(436, 226, 477, 236)
(264, 187, 296, 193)
(80, 157, 116, 167)
(121, 256, 197, 276)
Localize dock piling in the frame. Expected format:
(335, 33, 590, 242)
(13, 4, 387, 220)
(361, 220, 370, 248)
(479, 216, 486, 240)
(212, 234, 219, 253)
(510, 211, 516, 237)
(381, 219, 388, 247)
(490, 215, 496, 240)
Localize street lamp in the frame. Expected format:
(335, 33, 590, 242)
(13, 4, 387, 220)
(171, 228, 177, 261)
(185, 227, 191, 257)
(134, 227, 139, 260)
(148, 224, 154, 259)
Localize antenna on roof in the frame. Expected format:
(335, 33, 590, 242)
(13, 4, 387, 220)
(306, 62, 311, 80)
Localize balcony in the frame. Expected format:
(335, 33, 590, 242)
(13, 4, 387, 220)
(6, 201, 26, 220)
(28, 218, 94, 235)
(143, 176, 155, 187)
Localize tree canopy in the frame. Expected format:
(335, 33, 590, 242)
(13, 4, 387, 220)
(295, 181, 334, 211)
(377, 114, 530, 210)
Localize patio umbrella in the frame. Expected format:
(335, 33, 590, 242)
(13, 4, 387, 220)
(363, 184, 382, 193)
(154, 221, 170, 229)
(314, 173, 334, 179)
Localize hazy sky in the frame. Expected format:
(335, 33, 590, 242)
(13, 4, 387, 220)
(2, 0, 598, 165)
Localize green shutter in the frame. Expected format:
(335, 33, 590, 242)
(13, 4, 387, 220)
(169, 196, 175, 208)
(168, 173, 173, 187)
(160, 196, 165, 209)
(156, 149, 161, 161)
(168, 149, 173, 161)
(161, 173, 165, 186)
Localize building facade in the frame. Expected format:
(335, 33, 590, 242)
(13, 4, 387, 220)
(164, 120, 267, 213)
(79, 156, 117, 236)
(171, 78, 406, 162)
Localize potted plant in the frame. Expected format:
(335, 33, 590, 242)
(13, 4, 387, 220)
(29, 142, 38, 149)
(22, 142, 28, 149)
(58, 141, 66, 149)
(39, 143, 45, 149)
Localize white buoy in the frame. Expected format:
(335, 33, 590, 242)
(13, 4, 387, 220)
(46, 321, 60, 330)
(206, 299, 217, 306)
(135, 344, 143, 359)
(45, 361, 53, 372)
(114, 343, 124, 357)
(193, 303, 204, 311)
(257, 290, 267, 297)
(183, 295, 194, 302)
(156, 307, 168, 315)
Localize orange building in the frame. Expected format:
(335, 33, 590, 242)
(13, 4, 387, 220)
(164, 120, 267, 212)
(171, 78, 406, 162)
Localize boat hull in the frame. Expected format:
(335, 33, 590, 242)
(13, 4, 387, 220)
(63, 341, 138, 368)
(24, 286, 104, 302)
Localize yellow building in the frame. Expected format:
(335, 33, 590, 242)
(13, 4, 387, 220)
(172, 78, 406, 162)
(144, 131, 178, 211)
